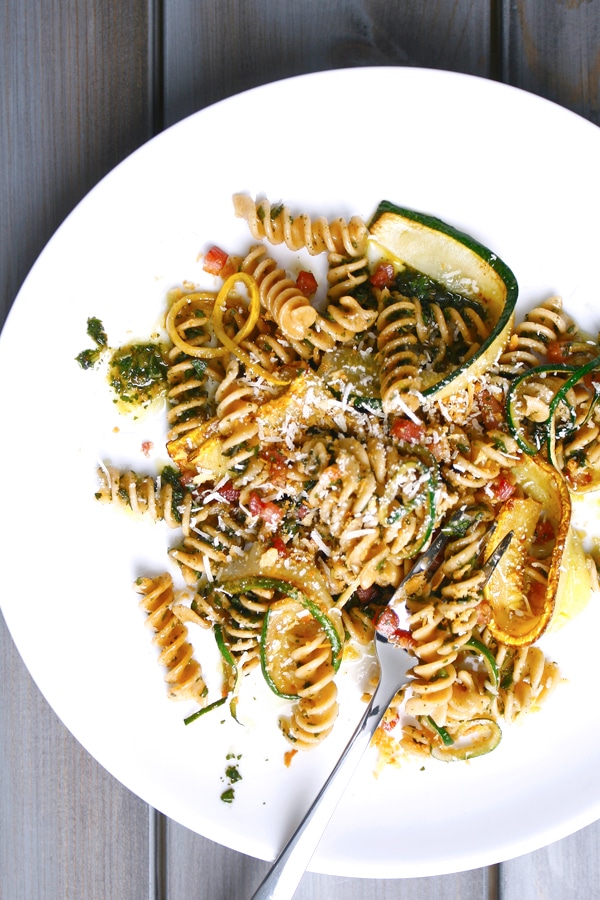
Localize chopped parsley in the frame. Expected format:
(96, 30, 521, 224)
(220, 754, 242, 804)
(75, 316, 108, 369)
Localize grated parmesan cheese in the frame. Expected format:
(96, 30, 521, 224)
(311, 529, 331, 556)
(343, 528, 378, 540)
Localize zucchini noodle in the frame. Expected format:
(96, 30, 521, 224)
(211, 273, 291, 386)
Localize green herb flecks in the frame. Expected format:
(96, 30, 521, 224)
(220, 754, 242, 804)
(108, 341, 168, 408)
(75, 317, 108, 369)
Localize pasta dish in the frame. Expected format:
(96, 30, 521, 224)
(90, 196, 599, 764)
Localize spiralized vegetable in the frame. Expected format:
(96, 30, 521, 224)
(95, 195, 600, 765)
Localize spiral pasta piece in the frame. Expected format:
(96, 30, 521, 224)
(443, 430, 520, 493)
(301, 253, 378, 350)
(215, 358, 262, 447)
(236, 244, 317, 340)
(197, 583, 272, 680)
(376, 288, 491, 413)
(169, 533, 230, 585)
(488, 641, 561, 723)
(279, 635, 339, 749)
(239, 318, 305, 374)
(404, 600, 457, 725)
(301, 263, 378, 353)
(134, 573, 207, 703)
(166, 347, 223, 440)
(209, 356, 286, 476)
(404, 516, 495, 725)
(233, 193, 368, 257)
(376, 295, 425, 411)
(96, 464, 193, 530)
(497, 296, 573, 373)
(220, 588, 271, 677)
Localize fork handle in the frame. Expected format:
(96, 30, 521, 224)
(249, 678, 400, 900)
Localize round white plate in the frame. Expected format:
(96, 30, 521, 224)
(2, 68, 600, 879)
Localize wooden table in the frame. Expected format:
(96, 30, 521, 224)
(2, 3, 599, 898)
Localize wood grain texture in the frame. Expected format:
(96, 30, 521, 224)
(1, 1, 153, 898)
(500, 824, 600, 900)
(0, 615, 151, 900)
(502, 0, 600, 123)
(163, 821, 494, 899)
(0, 0, 153, 321)
(164, 0, 491, 125)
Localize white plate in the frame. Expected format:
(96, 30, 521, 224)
(2, 68, 600, 879)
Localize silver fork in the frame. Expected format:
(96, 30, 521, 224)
(250, 512, 512, 900)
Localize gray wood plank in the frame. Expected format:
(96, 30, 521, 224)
(499, 824, 600, 900)
(0, 1, 154, 898)
(502, 0, 600, 125)
(0, 0, 154, 322)
(164, 822, 495, 899)
(0, 614, 151, 900)
(164, 0, 492, 126)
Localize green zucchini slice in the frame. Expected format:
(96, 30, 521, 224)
(260, 589, 343, 700)
(546, 353, 600, 490)
(465, 637, 499, 689)
(505, 364, 577, 455)
(430, 717, 502, 761)
(368, 202, 518, 410)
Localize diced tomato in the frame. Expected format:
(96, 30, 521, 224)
(269, 535, 288, 558)
(218, 480, 240, 504)
(529, 580, 548, 614)
(490, 476, 516, 502)
(248, 493, 264, 517)
(141, 440, 153, 457)
(376, 607, 401, 637)
(375, 608, 416, 649)
(390, 417, 425, 444)
(534, 518, 555, 544)
(369, 262, 395, 288)
(248, 492, 284, 526)
(296, 270, 318, 296)
(203, 245, 229, 275)
(546, 340, 572, 364)
(356, 584, 379, 604)
(478, 389, 505, 430)
(261, 502, 284, 527)
(381, 711, 400, 733)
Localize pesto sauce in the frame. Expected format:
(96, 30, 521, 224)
(108, 342, 168, 408)
(394, 264, 487, 317)
(75, 317, 108, 369)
